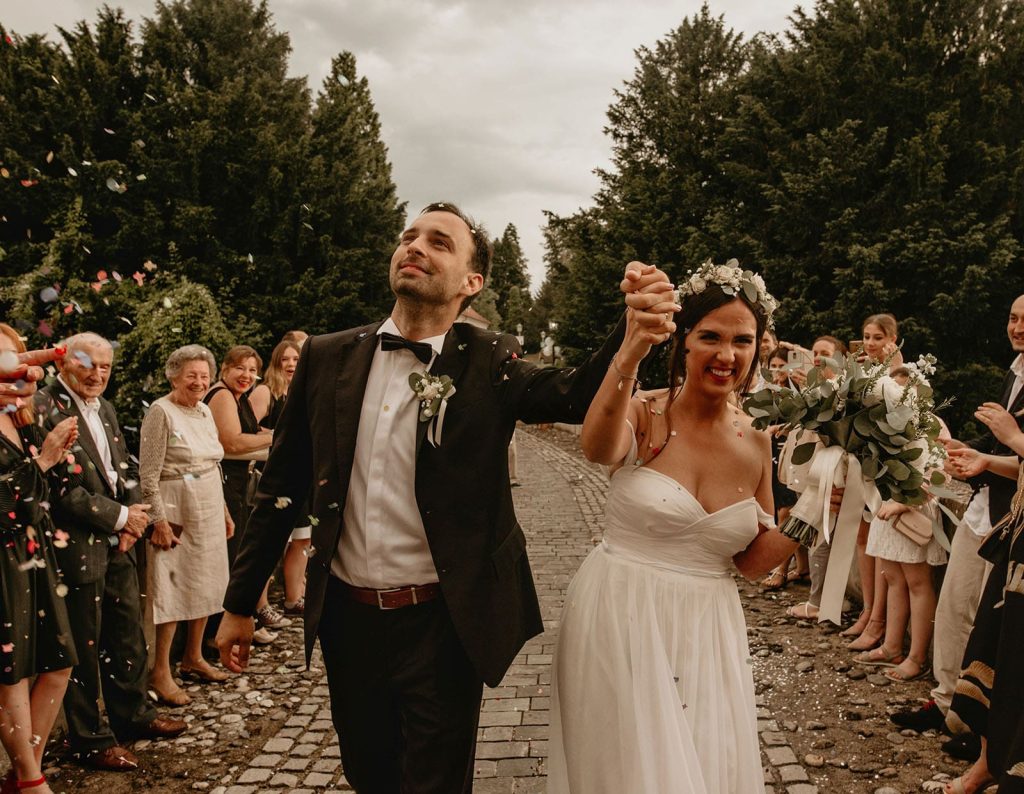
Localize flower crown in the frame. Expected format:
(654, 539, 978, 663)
(674, 259, 778, 325)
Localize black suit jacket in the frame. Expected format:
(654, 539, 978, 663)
(34, 382, 142, 584)
(967, 367, 1024, 524)
(225, 318, 625, 686)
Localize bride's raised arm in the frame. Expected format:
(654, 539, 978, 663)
(580, 262, 677, 466)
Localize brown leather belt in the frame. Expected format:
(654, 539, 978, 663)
(338, 581, 442, 610)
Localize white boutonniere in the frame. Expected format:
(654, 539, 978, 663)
(408, 372, 456, 447)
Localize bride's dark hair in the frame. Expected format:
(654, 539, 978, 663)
(667, 285, 769, 402)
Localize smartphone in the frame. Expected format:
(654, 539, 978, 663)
(849, 340, 864, 355)
(787, 348, 813, 373)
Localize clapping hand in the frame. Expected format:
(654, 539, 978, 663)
(947, 447, 988, 478)
(975, 402, 1023, 447)
(36, 416, 78, 472)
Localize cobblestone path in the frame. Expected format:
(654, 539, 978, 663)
(211, 427, 817, 794)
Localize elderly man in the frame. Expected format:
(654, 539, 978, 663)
(34, 333, 186, 771)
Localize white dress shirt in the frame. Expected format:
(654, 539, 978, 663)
(331, 318, 447, 588)
(58, 376, 128, 531)
(961, 354, 1024, 537)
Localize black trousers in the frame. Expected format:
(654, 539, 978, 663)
(63, 550, 155, 753)
(318, 577, 483, 794)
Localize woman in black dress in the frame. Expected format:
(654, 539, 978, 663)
(945, 400, 1024, 794)
(204, 346, 288, 642)
(0, 323, 79, 793)
(250, 339, 309, 613)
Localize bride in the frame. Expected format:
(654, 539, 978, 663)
(547, 261, 798, 793)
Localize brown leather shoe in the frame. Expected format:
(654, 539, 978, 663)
(135, 715, 188, 739)
(81, 745, 139, 771)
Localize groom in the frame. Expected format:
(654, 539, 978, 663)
(217, 202, 669, 793)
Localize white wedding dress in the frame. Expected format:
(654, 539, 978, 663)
(547, 435, 769, 793)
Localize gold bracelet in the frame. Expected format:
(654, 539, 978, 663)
(610, 356, 640, 391)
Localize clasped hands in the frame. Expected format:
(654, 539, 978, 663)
(619, 261, 679, 368)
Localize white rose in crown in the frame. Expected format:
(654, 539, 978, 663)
(408, 372, 456, 446)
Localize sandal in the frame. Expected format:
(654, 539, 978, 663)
(179, 663, 229, 684)
(786, 569, 810, 585)
(786, 602, 819, 620)
(148, 682, 192, 707)
(762, 570, 787, 590)
(852, 646, 904, 667)
(885, 656, 930, 682)
(840, 609, 871, 637)
(943, 776, 996, 793)
(847, 619, 886, 650)
(15, 776, 47, 791)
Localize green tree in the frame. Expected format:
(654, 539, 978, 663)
(282, 50, 406, 333)
(137, 0, 310, 327)
(489, 224, 532, 332)
(541, 5, 750, 363)
(713, 0, 1024, 430)
(113, 278, 237, 424)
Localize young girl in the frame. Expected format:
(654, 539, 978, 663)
(842, 314, 903, 648)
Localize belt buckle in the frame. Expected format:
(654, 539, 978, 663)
(376, 587, 407, 610)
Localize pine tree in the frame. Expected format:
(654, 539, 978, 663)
(489, 223, 532, 333)
(285, 50, 406, 333)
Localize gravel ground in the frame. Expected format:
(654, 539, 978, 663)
(23, 425, 979, 793)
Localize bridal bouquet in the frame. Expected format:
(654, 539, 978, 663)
(744, 352, 947, 622)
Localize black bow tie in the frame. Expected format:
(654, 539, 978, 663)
(379, 332, 434, 365)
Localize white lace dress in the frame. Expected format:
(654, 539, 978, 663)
(865, 502, 947, 566)
(547, 438, 770, 793)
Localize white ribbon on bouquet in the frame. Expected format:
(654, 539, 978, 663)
(787, 445, 881, 626)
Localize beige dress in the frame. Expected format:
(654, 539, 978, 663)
(140, 396, 228, 624)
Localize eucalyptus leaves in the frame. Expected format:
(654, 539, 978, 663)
(744, 352, 946, 506)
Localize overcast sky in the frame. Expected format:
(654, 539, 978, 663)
(4, 0, 795, 289)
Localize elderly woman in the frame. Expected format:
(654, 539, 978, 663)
(141, 345, 233, 706)
(204, 345, 289, 637)
(0, 323, 79, 794)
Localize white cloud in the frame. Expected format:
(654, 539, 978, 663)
(4, 0, 794, 291)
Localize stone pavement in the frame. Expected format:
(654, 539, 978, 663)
(207, 426, 816, 794)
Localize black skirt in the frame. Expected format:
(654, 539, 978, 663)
(947, 512, 1024, 791)
(0, 428, 78, 684)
